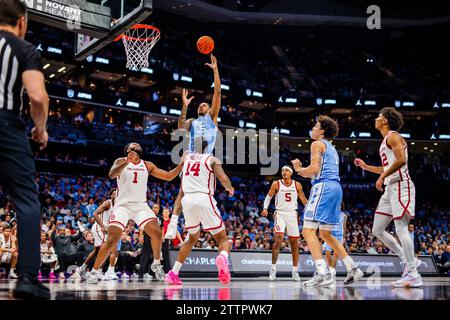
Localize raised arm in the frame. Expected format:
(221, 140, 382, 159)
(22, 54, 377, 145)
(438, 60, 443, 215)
(109, 157, 130, 179)
(179, 88, 195, 130)
(210, 157, 234, 196)
(354, 158, 384, 174)
(292, 141, 325, 178)
(145, 161, 184, 182)
(296, 181, 308, 206)
(206, 54, 221, 124)
(261, 181, 279, 217)
(93, 200, 111, 233)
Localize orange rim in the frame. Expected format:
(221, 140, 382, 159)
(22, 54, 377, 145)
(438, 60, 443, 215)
(114, 24, 160, 42)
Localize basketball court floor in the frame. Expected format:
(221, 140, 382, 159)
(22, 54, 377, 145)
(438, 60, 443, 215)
(0, 277, 448, 300)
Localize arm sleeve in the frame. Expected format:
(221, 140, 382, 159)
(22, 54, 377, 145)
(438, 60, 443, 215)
(263, 195, 273, 210)
(22, 44, 43, 72)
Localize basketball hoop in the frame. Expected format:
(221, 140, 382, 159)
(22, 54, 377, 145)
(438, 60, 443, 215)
(115, 24, 160, 70)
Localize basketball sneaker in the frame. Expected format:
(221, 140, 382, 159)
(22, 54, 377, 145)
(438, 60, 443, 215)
(87, 271, 101, 284)
(121, 272, 130, 279)
(303, 271, 334, 287)
(216, 254, 231, 285)
(165, 271, 183, 285)
(292, 271, 301, 282)
(38, 272, 42, 281)
(143, 273, 153, 280)
(401, 258, 422, 277)
(49, 272, 56, 280)
(391, 272, 423, 288)
(74, 267, 87, 281)
(9, 271, 18, 279)
(104, 271, 118, 280)
(343, 267, 364, 285)
(151, 262, 165, 281)
(269, 268, 276, 281)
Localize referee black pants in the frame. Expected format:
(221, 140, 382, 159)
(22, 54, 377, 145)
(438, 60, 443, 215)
(0, 113, 41, 278)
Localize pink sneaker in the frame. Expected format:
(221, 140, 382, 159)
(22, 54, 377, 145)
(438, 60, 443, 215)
(49, 272, 56, 280)
(38, 272, 42, 281)
(164, 271, 183, 285)
(216, 254, 231, 285)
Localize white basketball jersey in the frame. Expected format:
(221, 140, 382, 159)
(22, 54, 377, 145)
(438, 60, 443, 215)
(181, 153, 216, 195)
(379, 131, 411, 185)
(274, 180, 298, 212)
(116, 159, 148, 205)
(102, 199, 113, 228)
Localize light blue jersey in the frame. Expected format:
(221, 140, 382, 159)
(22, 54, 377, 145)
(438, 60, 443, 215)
(324, 211, 347, 252)
(188, 113, 218, 154)
(312, 139, 340, 185)
(303, 139, 343, 225)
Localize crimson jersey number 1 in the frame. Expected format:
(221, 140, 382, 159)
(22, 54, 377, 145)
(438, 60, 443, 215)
(185, 162, 201, 176)
(133, 172, 138, 183)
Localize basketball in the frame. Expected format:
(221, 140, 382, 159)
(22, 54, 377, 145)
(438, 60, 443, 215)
(197, 36, 215, 54)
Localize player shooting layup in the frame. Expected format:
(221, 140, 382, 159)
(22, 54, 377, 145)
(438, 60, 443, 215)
(165, 54, 221, 240)
(261, 166, 308, 282)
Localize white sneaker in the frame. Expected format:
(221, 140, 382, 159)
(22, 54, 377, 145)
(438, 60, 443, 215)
(87, 271, 100, 284)
(59, 273, 66, 280)
(292, 271, 301, 282)
(143, 273, 153, 280)
(131, 273, 140, 279)
(151, 263, 165, 281)
(401, 258, 423, 277)
(104, 272, 118, 280)
(9, 271, 18, 279)
(164, 221, 177, 240)
(121, 272, 130, 279)
(269, 269, 276, 281)
(343, 267, 364, 285)
(391, 272, 423, 288)
(303, 272, 334, 287)
(75, 267, 87, 280)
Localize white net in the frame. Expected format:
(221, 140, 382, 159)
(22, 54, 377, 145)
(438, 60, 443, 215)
(121, 25, 160, 70)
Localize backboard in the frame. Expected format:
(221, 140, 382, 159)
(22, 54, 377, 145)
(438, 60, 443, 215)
(26, 0, 153, 61)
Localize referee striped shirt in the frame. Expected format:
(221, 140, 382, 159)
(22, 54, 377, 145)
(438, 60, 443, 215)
(0, 30, 42, 117)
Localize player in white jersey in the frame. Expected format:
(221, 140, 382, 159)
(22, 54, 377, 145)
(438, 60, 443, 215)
(165, 152, 234, 286)
(73, 189, 118, 280)
(355, 107, 422, 288)
(165, 54, 222, 240)
(261, 166, 308, 282)
(87, 142, 185, 284)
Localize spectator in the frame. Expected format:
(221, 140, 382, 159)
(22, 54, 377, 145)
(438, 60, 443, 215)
(0, 225, 18, 278)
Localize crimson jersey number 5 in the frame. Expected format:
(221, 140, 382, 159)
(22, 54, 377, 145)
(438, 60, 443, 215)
(285, 193, 292, 202)
(381, 153, 389, 166)
(185, 162, 201, 176)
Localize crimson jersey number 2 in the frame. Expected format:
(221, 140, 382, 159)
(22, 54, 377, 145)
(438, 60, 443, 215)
(381, 153, 389, 166)
(185, 162, 201, 176)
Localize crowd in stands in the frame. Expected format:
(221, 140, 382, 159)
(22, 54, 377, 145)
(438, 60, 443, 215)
(1, 172, 449, 279)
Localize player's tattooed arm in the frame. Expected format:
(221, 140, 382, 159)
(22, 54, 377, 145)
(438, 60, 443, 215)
(211, 157, 234, 196)
(109, 157, 130, 179)
(145, 161, 184, 181)
(179, 88, 195, 130)
(206, 54, 221, 124)
(296, 182, 308, 206)
(292, 141, 324, 178)
(93, 200, 110, 233)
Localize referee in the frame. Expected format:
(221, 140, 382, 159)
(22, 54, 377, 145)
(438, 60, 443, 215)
(0, 0, 50, 299)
